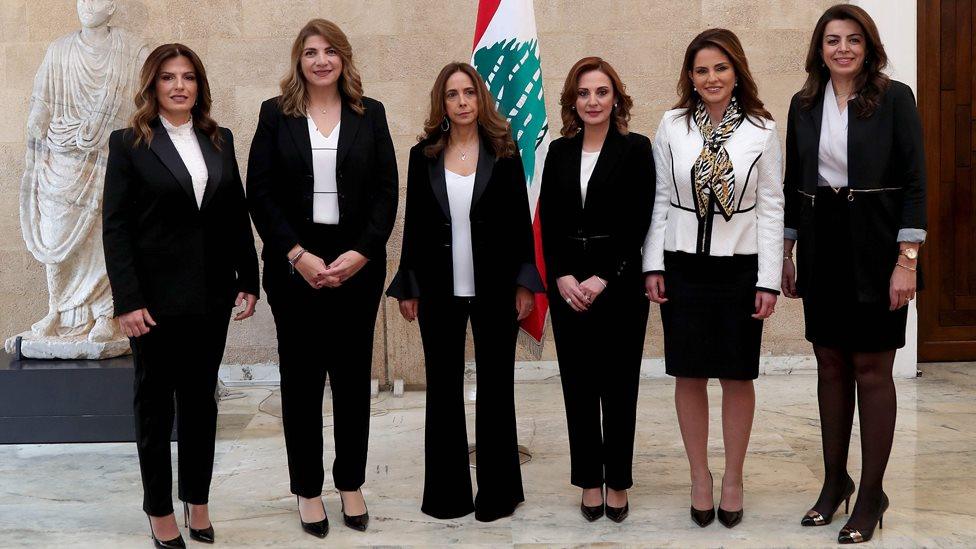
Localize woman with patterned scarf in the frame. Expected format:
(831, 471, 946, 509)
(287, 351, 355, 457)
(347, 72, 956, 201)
(642, 28, 784, 529)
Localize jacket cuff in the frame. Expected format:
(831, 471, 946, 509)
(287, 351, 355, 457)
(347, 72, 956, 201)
(756, 286, 781, 296)
(386, 269, 420, 300)
(113, 294, 147, 317)
(784, 227, 799, 240)
(516, 262, 545, 293)
(897, 228, 927, 243)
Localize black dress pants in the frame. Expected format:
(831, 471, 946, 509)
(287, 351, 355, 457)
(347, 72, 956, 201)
(417, 295, 523, 522)
(548, 278, 649, 490)
(131, 310, 231, 516)
(265, 256, 384, 498)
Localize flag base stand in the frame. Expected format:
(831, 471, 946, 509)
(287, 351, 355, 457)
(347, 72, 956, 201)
(468, 444, 532, 468)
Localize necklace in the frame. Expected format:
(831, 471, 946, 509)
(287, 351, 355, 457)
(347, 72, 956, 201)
(451, 137, 475, 162)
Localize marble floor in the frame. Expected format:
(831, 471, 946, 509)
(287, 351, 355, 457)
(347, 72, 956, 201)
(1, 363, 974, 548)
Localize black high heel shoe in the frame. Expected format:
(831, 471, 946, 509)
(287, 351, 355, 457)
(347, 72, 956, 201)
(297, 496, 329, 538)
(801, 475, 856, 526)
(340, 490, 370, 532)
(838, 492, 889, 544)
(690, 472, 715, 527)
(717, 477, 743, 529)
(182, 501, 215, 543)
(580, 487, 604, 522)
(146, 514, 185, 549)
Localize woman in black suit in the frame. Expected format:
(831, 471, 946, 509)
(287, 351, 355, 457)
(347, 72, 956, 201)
(782, 5, 925, 544)
(103, 44, 258, 548)
(387, 62, 542, 522)
(538, 57, 654, 523)
(246, 19, 397, 538)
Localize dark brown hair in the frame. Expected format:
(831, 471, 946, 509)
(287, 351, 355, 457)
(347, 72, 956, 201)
(558, 57, 633, 137)
(674, 28, 772, 128)
(419, 62, 516, 159)
(131, 43, 221, 148)
(279, 19, 364, 117)
(798, 4, 890, 118)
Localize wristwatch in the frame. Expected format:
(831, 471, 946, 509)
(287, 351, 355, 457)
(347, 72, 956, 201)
(900, 248, 918, 260)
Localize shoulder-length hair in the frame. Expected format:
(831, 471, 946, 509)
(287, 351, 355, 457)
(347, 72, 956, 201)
(674, 28, 772, 128)
(558, 56, 633, 137)
(798, 4, 890, 118)
(279, 19, 364, 118)
(419, 62, 516, 159)
(131, 43, 221, 148)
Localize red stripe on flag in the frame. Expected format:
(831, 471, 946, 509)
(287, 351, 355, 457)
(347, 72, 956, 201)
(519, 202, 548, 342)
(472, 0, 503, 50)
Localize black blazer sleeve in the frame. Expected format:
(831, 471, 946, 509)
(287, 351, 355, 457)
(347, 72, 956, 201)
(538, 140, 568, 279)
(386, 145, 424, 300)
(225, 130, 260, 296)
(352, 100, 399, 260)
(246, 99, 301, 261)
(507, 149, 545, 293)
(102, 129, 147, 316)
(891, 83, 927, 233)
(783, 94, 802, 238)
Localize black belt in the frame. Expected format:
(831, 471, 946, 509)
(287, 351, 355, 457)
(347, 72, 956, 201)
(567, 234, 610, 252)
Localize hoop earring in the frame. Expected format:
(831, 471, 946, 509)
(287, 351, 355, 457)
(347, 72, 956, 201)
(440, 117, 450, 132)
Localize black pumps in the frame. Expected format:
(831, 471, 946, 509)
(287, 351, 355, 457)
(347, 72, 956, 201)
(182, 502, 215, 543)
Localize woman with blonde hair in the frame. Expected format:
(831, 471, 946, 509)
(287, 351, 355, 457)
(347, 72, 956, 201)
(247, 19, 397, 538)
(104, 43, 259, 547)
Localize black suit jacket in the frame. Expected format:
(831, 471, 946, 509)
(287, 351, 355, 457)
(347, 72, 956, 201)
(103, 121, 260, 317)
(538, 127, 655, 286)
(386, 138, 543, 299)
(784, 80, 927, 301)
(246, 96, 398, 269)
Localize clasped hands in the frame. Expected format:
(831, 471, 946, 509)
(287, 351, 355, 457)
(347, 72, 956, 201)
(557, 275, 607, 312)
(293, 249, 368, 289)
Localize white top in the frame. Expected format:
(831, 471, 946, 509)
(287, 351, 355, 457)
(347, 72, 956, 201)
(308, 118, 340, 225)
(161, 116, 207, 208)
(642, 109, 785, 292)
(445, 168, 477, 297)
(580, 150, 600, 204)
(817, 80, 849, 188)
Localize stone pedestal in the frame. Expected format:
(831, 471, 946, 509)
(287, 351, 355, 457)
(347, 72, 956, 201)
(4, 332, 130, 360)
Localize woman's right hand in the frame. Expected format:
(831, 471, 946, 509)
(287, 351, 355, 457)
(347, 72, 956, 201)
(118, 308, 156, 338)
(782, 257, 798, 298)
(645, 273, 668, 303)
(293, 251, 332, 289)
(399, 298, 419, 322)
(557, 275, 589, 312)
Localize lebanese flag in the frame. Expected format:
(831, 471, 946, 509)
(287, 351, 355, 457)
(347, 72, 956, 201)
(472, 0, 551, 345)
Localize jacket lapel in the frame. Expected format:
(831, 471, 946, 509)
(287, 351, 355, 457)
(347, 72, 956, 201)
(285, 115, 313, 175)
(568, 132, 584, 213)
(582, 128, 627, 213)
(196, 128, 222, 210)
(428, 153, 451, 219)
(805, 89, 826, 192)
(470, 139, 496, 208)
(149, 121, 196, 205)
(336, 101, 362, 168)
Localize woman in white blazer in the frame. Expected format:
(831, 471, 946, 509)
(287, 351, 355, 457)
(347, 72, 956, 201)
(643, 28, 784, 529)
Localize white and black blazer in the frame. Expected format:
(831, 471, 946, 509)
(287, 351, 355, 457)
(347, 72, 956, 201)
(642, 108, 785, 293)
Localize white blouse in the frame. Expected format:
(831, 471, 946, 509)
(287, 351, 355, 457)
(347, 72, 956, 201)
(818, 80, 849, 188)
(308, 118, 340, 225)
(642, 109, 785, 292)
(161, 116, 207, 208)
(445, 168, 476, 297)
(580, 150, 600, 204)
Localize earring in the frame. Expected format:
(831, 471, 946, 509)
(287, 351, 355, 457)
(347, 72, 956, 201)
(440, 117, 450, 132)
(693, 87, 698, 93)
(613, 102, 618, 108)
(571, 105, 576, 110)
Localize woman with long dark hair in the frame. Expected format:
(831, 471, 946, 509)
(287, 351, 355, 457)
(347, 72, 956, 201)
(538, 57, 653, 523)
(782, 5, 925, 544)
(103, 43, 259, 548)
(387, 62, 541, 522)
(643, 28, 783, 529)
(247, 19, 398, 538)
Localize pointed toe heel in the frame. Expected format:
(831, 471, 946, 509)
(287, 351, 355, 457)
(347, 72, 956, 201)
(717, 507, 743, 528)
(605, 502, 628, 523)
(801, 476, 856, 526)
(297, 496, 329, 539)
(690, 506, 715, 527)
(580, 499, 604, 522)
(182, 502, 215, 543)
(146, 514, 186, 549)
(838, 492, 889, 544)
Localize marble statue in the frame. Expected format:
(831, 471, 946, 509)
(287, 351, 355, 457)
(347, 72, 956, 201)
(4, 0, 148, 359)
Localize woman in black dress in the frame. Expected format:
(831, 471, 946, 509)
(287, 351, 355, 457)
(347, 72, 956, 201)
(538, 57, 653, 523)
(643, 29, 783, 529)
(782, 5, 925, 544)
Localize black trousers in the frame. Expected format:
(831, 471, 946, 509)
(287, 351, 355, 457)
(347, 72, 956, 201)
(548, 279, 649, 490)
(131, 310, 231, 516)
(417, 295, 524, 522)
(265, 255, 384, 498)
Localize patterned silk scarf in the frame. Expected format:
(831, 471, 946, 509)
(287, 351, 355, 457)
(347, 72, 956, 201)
(691, 97, 745, 221)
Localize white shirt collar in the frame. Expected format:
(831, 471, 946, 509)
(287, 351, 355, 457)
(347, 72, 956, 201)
(160, 115, 194, 136)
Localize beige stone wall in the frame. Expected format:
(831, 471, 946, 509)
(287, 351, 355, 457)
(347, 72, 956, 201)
(0, 0, 834, 385)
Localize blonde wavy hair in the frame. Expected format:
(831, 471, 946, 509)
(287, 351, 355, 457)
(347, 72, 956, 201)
(279, 19, 364, 117)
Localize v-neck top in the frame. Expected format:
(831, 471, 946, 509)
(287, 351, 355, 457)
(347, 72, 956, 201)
(580, 149, 600, 205)
(308, 118, 341, 225)
(161, 116, 207, 208)
(445, 168, 476, 296)
(817, 81, 850, 188)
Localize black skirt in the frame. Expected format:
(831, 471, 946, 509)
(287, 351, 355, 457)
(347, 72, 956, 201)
(660, 251, 763, 380)
(802, 187, 907, 351)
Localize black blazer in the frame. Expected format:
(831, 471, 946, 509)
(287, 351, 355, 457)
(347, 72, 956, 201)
(539, 127, 655, 286)
(784, 80, 927, 302)
(386, 138, 543, 299)
(246, 96, 398, 268)
(103, 121, 260, 317)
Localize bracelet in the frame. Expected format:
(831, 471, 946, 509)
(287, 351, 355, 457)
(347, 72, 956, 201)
(783, 255, 793, 261)
(596, 277, 607, 289)
(288, 248, 307, 274)
(896, 262, 917, 272)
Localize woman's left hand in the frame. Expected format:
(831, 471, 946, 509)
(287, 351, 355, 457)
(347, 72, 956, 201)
(515, 286, 535, 321)
(889, 264, 917, 310)
(752, 291, 777, 319)
(324, 250, 368, 286)
(578, 276, 607, 304)
(233, 292, 258, 321)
